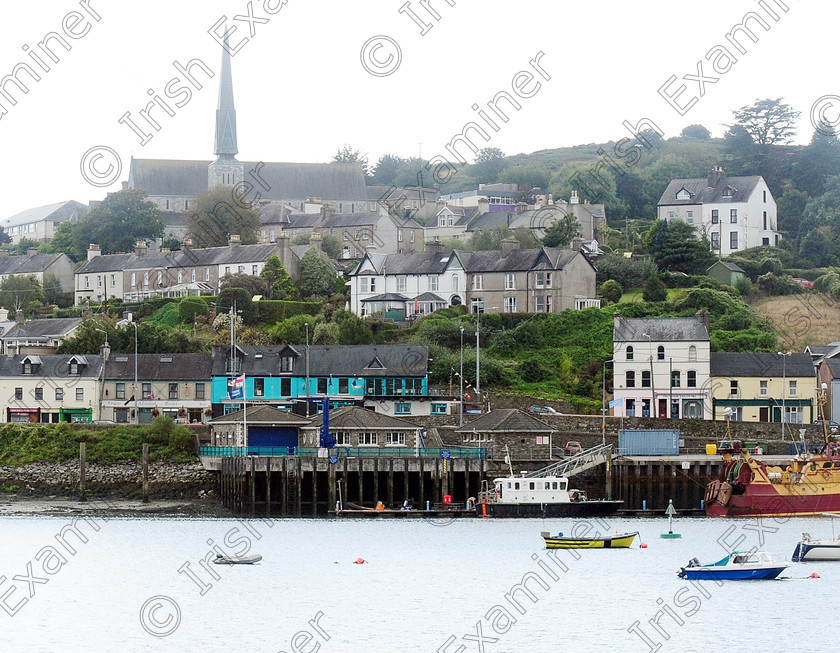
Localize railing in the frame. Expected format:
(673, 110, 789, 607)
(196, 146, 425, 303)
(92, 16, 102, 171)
(524, 444, 613, 478)
(199, 446, 487, 459)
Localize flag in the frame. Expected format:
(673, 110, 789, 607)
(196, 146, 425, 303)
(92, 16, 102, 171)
(609, 398, 623, 408)
(228, 375, 245, 400)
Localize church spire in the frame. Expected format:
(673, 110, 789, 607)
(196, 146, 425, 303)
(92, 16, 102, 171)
(213, 35, 238, 158)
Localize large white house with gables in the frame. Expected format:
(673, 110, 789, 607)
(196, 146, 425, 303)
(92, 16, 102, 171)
(657, 166, 779, 254)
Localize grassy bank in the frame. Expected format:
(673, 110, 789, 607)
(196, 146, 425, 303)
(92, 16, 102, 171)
(0, 417, 196, 467)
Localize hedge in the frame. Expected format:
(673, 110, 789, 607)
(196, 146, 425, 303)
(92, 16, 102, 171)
(253, 300, 322, 325)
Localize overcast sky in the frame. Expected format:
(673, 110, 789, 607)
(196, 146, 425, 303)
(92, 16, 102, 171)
(0, 0, 828, 220)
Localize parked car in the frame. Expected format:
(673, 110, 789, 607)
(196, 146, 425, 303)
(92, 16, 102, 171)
(814, 420, 840, 433)
(564, 441, 582, 456)
(792, 277, 814, 288)
(528, 405, 559, 414)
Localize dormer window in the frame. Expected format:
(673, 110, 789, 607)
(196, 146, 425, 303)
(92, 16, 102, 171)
(67, 356, 87, 375)
(280, 355, 295, 372)
(21, 355, 41, 374)
(675, 188, 692, 200)
(722, 186, 735, 198)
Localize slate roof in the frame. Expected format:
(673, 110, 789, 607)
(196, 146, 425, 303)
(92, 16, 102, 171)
(455, 408, 554, 433)
(211, 344, 429, 378)
(1, 200, 88, 229)
(361, 293, 409, 302)
(2, 318, 81, 340)
(0, 253, 70, 275)
(614, 316, 709, 343)
(710, 352, 814, 377)
(709, 261, 746, 273)
(353, 251, 454, 276)
(658, 175, 763, 206)
(0, 354, 102, 378)
(103, 353, 214, 381)
(367, 186, 440, 202)
(304, 406, 420, 429)
(75, 253, 135, 274)
(823, 358, 840, 379)
(210, 404, 310, 425)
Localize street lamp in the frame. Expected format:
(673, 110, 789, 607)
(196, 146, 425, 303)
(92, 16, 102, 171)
(460, 326, 465, 426)
(601, 359, 613, 446)
(305, 322, 310, 416)
(778, 351, 791, 439)
(642, 332, 654, 417)
(475, 305, 497, 409)
(132, 321, 138, 424)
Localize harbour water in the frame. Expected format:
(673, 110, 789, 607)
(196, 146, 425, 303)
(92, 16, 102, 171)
(1, 513, 836, 652)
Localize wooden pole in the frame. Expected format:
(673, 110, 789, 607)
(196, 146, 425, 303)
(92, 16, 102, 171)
(419, 457, 425, 507)
(249, 457, 256, 516)
(373, 458, 380, 506)
(281, 457, 288, 517)
(328, 457, 336, 513)
(265, 457, 272, 516)
(605, 448, 612, 500)
(311, 458, 318, 517)
(79, 442, 86, 502)
(387, 459, 394, 507)
(142, 443, 149, 504)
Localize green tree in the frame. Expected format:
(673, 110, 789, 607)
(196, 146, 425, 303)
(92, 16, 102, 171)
(333, 144, 370, 178)
(792, 123, 840, 196)
(542, 212, 581, 248)
(371, 154, 404, 186)
(46, 221, 83, 260)
(260, 255, 297, 300)
(299, 249, 337, 298)
(73, 189, 164, 255)
(0, 275, 43, 311)
(42, 273, 67, 307)
(471, 147, 507, 183)
(269, 314, 318, 344)
(642, 272, 667, 302)
(162, 237, 182, 251)
(187, 185, 260, 248)
(178, 297, 209, 324)
(217, 287, 255, 324)
(680, 124, 711, 139)
(598, 279, 623, 304)
(644, 220, 714, 274)
(219, 273, 270, 298)
(1, 238, 44, 256)
(337, 313, 375, 344)
(731, 98, 800, 145)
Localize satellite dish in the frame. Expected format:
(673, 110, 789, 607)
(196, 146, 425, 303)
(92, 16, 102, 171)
(723, 407, 734, 417)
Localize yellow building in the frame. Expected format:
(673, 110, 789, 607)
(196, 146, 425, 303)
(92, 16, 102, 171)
(710, 353, 816, 423)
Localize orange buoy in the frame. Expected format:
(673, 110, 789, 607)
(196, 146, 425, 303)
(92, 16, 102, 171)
(354, 557, 366, 564)
(811, 572, 820, 578)
(640, 542, 648, 549)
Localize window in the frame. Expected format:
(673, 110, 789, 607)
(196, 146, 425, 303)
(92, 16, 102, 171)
(144, 271, 149, 286)
(336, 432, 351, 446)
(657, 346, 665, 361)
(410, 231, 415, 243)
(535, 272, 552, 288)
(398, 229, 403, 242)
(238, 265, 245, 274)
(626, 371, 636, 388)
(76, 388, 84, 401)
(360, 277, 369, 293)
(338, 378, 349, 394)
(354, 228, 361, 239)
(359, 432, 378, 445)
(55, 388, 63, 400)
(205, 268, 210, 281)
(671, 371, 681, 388)
(69, 361, 79, 375)
(471, 275, 482, 290)
(431, 403, 447, 415)
(369, 278, 376, 292)
(395, 402, 411, 415)
(730, 209, 737, 223)
(759, 380, 768, 396)
(536, 436, 550, 445)
(280, 356, 295, 372)
(169, 383, 178, 399)
(687, 211, 694, 224)
(280, 378, 291, 396)
(157, 270, 163, 285)
(318, 378, 328, 394)
(763, 211, 767, 230)
(763, 190, 767, 202)
(254, 378, 264, 397)
(503, 297, 517, 313)
(34, 386, 43, 400)
(396, 277, 407, 292)
(429, 276, 439, 291)
(23, 360, 32, 375)
(785, 406, 802, 424)
(668, 211, 675, 220)
(730, 232, 738, 249)
(641, 371, 651, 388)
(343, 229, 349, 241)
(386, 432, 406, 445)
(711, 232, 720, 250)
(115, 408, 130, 423)
(505, 273, 515, 290)
(142, 383, 152, 398)
(14, 387, 22, 400)
(177, 270, 183, 283)
(116, 382, 126, 399)
(730, 380, 738, 395)
(471, 297, 484, 314)
(225, 266, 230, 275)
(545, 296, 552, 313)
(97, 275, 102, 287)
(687, 370, 697, 388)
(626, 346, 634, 361)
(131, 272, 136, 287)
(689, 345, 697, 361)
(789, 380, 797, 396)
(711, 209, 719, 224)
(191, 269, 197, 282)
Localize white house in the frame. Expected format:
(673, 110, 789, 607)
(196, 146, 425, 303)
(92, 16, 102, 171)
(656, 166, 779, 253)
(612, 312, 711, 420)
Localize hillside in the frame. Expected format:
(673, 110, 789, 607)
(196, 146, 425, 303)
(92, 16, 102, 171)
(749, 291, 840, 352)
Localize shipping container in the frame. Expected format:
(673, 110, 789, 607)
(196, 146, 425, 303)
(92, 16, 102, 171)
(618, 429, 680, 455)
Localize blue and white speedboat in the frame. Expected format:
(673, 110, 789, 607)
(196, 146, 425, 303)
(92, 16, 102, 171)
(792, 533, 840, 561)
(678, 551, 789, 580)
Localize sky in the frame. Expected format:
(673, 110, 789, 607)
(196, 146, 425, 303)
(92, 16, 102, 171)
(0, 0, 830, 220)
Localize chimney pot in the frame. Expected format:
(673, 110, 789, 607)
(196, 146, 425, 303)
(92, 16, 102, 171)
(500, 237, 520, 257)
(134, 240, 147, 256)
(87, 244, 101, 261)
(15, 309, 24, 325)
(27, 248, 38, 258)
(425, 239, 445, 260)
(708, 166, 725, 188)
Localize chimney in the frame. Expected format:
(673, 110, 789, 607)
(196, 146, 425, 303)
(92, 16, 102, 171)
(87, 244, 101, 261)
(426, 239, 445, 260)
(278, 233, 291, 264)
(15, 309, 24, 325)
(309, 232, 323, 253)
(571, 236, 583, 251)
(0, 307, 7, 322)
(160, 247, 170, 254)
(697, 309, 710, 335)
(134, 240, 147, 256)
(515, 202, 527, 215)
(500, 237, 520, 257)
(183, 237, 194, 250)
(707, 166, 725, 188)
(478, 198, 490, 213)
(570, 190, 580, 204)
(27, 248, 38, 258)
(100, 341, 111, 361)
(211, 340, 223, 358)
(229, 234, 241, 248)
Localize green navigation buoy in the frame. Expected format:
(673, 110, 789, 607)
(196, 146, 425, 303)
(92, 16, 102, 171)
(661, 499, 682, 539)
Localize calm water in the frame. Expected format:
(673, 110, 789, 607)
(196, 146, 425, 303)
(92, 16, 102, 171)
(1, 513, 836, 652)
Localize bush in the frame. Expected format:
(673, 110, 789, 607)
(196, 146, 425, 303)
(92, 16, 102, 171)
(178, 297, 209, 324)
(217, 287, 255, 324)
(733, 276, 754, 297)
(642, 273, 667, 302)
(253, 300, 322, 325)
(518, 358, 547, 382)
(756, 272, 804, 296)
(595, 253, 647, 288)
(598, 279, 623, 304)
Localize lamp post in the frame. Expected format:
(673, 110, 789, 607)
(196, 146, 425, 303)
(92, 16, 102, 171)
(460, 326, 465, 426)
(778, 351, 791, 439)
(305, 322, 310, 416)
(132, 321, 138, 424)
(642, 332, 654, 417)
(475, 308, 481, 407)
(602, 359, 613, 446)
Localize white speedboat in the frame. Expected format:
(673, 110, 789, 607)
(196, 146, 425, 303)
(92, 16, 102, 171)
(213, 553, 262, 565)
(678, 551, 789, 580)
(792, 533, 840, 561)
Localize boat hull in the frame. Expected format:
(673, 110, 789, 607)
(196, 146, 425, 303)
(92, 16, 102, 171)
(543, 531, 638, 549)
(705, 484, 840, 518)
(483, 500, 623, 518)
(678, 566, 787, 580)
(792, 541, 840, 561)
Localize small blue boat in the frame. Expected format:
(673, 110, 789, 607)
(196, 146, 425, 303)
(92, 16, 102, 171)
(678, 551, 789, 580)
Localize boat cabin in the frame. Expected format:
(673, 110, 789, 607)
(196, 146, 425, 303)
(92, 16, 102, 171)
(493, 476, 583, 504)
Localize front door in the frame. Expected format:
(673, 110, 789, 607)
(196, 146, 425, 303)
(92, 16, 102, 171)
(759, 407, 769, 422)
(658, 399, 667, 418)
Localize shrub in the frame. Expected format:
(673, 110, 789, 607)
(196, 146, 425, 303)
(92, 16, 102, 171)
(178, 297, 209, 324)
(598, 279, 623, 304)
(642, 273, 667, 302)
